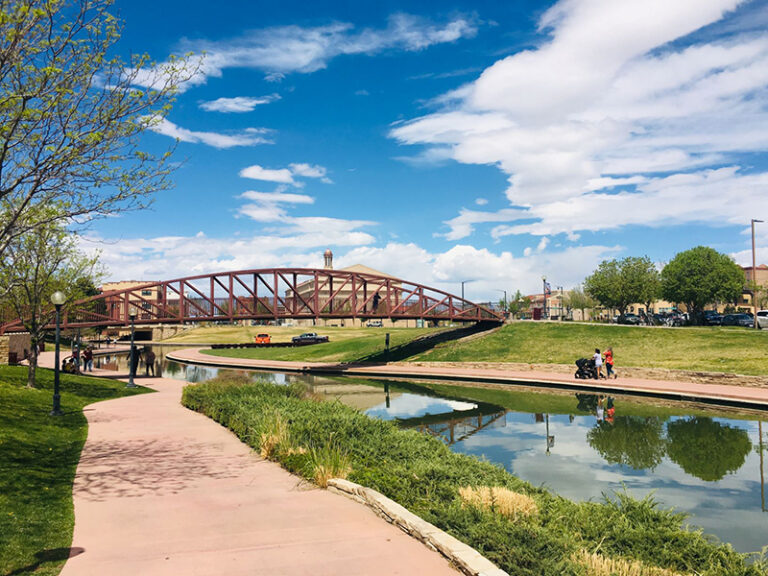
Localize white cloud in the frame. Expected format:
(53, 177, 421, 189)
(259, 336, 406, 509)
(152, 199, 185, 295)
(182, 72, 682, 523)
(390, 0, 768, 240)
(239, 163, 332, 186)
(240, 190, 314, 204)
(136, 14, 477, 92)
(441, 207, 529, 241)
(199, 94, 281, 113)
(289, 163, 331, 182)
(475, 198, 488, 206)
(149, 118, 271, 148)
(239, 165, 295, 184)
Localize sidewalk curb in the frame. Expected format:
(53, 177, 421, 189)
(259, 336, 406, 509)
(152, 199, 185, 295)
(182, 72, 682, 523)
(328, 479, 508, 576)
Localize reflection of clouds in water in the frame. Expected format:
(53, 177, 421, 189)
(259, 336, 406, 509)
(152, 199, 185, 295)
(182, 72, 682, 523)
(366, 394, 476, 420)
(451, 410, 767, 553)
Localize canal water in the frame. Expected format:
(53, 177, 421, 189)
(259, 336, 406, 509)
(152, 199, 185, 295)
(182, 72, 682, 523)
(95, 345, 768, 555)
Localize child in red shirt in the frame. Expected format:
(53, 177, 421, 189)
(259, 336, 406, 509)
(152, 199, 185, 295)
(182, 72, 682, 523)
(605, 348, 616, 379)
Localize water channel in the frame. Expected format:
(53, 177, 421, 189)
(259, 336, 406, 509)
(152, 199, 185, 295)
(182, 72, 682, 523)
(94, 345, 768, 555)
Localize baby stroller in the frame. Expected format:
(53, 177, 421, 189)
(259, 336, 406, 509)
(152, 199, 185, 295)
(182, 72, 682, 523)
(574, 357, 597, 379)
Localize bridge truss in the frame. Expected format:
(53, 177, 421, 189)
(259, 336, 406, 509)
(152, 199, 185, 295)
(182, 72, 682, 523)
(0, 268, 502, 333)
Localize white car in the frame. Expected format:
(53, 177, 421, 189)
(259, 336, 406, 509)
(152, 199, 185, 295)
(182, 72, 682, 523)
(757, 310, 768, 329)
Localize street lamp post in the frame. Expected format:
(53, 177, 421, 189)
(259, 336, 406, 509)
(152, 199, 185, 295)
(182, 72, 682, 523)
(127, 308, 137, 388)
(557, 286, 564, 320)
(542, 276, 547, 320)
(50, 291, 66, 416)
(495, 289, 507, 315)
(752, 219, 763, 329)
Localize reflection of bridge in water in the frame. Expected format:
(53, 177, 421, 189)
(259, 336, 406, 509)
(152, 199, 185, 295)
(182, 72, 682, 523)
(400, 409, 507, 446)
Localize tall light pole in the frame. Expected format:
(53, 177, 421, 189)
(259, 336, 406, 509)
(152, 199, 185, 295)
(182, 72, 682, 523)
(50, 291, 66, 416)
(127, 308, 137, 388)
(542, 276, 547, 320)
(752, 219, 763, 329)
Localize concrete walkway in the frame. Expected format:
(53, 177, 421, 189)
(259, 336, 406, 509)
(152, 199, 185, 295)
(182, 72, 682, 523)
(167, 348, 768, 410)
(35, 352, 459, 576)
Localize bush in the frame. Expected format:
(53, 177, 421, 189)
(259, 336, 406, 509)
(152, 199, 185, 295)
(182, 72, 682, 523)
(181, 377, 763, 576)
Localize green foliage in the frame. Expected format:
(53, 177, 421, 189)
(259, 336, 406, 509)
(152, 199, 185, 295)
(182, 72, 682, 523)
(563, 285, 597, 318)
(661, 247, 745, 323)
(0, 218, 101, 387)
(584, 256, 661, 316)
(666, 417, 752, 481)
(0, 365, 149, 576)
(182, 378, 761, 576)
(587, 416, 668, 470)
(0, 0, 193, 258)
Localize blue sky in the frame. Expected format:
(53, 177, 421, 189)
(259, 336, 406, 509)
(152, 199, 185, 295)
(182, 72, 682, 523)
(85, 0, 768, 300)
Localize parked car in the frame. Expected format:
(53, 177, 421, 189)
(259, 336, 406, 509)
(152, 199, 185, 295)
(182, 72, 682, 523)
(721, 313, 753, 327)
(617, 313, 641, 325)
(254, 333, 271, 344)
(757, 310, 768, 329)
(291, 332, 329, 344)
(366, 319, 383, 327)
(702, 310, 723, 326)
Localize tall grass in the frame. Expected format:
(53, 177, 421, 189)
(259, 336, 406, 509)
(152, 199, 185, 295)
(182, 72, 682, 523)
(182, 376, 765, 576)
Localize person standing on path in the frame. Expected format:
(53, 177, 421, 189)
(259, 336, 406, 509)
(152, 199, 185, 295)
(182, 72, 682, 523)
(83, 346, 94, 372)
(144, 347, 156, 377)
(604, 347, 616, 379)
(593, 348, 603, 379)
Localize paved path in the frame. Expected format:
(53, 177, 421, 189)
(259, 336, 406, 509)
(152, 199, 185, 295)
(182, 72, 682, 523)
(167, 348, 768, 410)
(35, 352, 459, 576)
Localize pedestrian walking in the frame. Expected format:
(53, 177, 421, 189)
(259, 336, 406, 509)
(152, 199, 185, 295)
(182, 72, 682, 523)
(593, 348, 603, 379)
(605, 347, 617, 379)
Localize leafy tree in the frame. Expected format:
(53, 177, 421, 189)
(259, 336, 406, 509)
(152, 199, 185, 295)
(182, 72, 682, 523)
(660, 247, 745, 324)
(0, 219, 100, 387)
(0, 0, 191, 258)
(587, 416, 667, 471)
(506, 290, 530, 319)
(666, 417, 751, 482)
(583, 256, 660, 319)
(563, 285, 596, 321)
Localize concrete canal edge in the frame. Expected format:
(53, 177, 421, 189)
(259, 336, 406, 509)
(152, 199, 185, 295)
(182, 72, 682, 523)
(327, 479, 509, 576)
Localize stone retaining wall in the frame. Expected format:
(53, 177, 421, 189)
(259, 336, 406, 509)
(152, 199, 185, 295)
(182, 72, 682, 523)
(328, 478, 508, 576)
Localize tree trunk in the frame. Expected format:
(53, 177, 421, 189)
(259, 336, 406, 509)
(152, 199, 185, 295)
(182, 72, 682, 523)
(26, 339, 38, 388)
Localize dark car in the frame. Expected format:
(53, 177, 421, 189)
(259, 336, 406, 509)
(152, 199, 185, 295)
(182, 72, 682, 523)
(721, 313, 753, 327)
(291, 332, 329, 344)
(702, 310, 722, 326)
(617, 313, 641, 325)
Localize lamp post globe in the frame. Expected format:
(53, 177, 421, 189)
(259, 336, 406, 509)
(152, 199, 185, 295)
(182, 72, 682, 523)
(127, 308, 138, 388)
(50, 291, 66, 416)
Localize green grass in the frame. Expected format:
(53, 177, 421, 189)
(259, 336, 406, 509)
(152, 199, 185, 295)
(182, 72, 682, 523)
(412, 322, 768, 375)
(182, 376, 766, 576)
(198, 327, 440, 363)
(0, 366, 150, 576)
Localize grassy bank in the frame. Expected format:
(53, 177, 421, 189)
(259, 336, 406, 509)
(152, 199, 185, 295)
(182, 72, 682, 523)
(182, 376, 765, 576)
(198, 327, 438, 363)
(413, 322, 768, 375)
(0, 366, 149, 576)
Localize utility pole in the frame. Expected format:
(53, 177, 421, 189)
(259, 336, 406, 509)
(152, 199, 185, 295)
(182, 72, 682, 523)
(752, 219, 763, 329)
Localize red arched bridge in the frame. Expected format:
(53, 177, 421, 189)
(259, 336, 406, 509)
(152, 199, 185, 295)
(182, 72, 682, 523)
(0, 268, 502, 333)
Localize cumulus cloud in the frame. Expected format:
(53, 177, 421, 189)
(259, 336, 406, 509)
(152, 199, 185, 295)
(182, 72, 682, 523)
(199, 94, 281, 113)
(240, 190, 314, 204)
(390, 0, 768, 240)
(239, 163, 332, 186)
(149, 118, 271, 148)
(239, 165, 296, 184)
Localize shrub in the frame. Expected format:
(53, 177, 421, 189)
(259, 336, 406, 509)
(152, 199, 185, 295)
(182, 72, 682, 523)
(459, 485, 538, 520)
